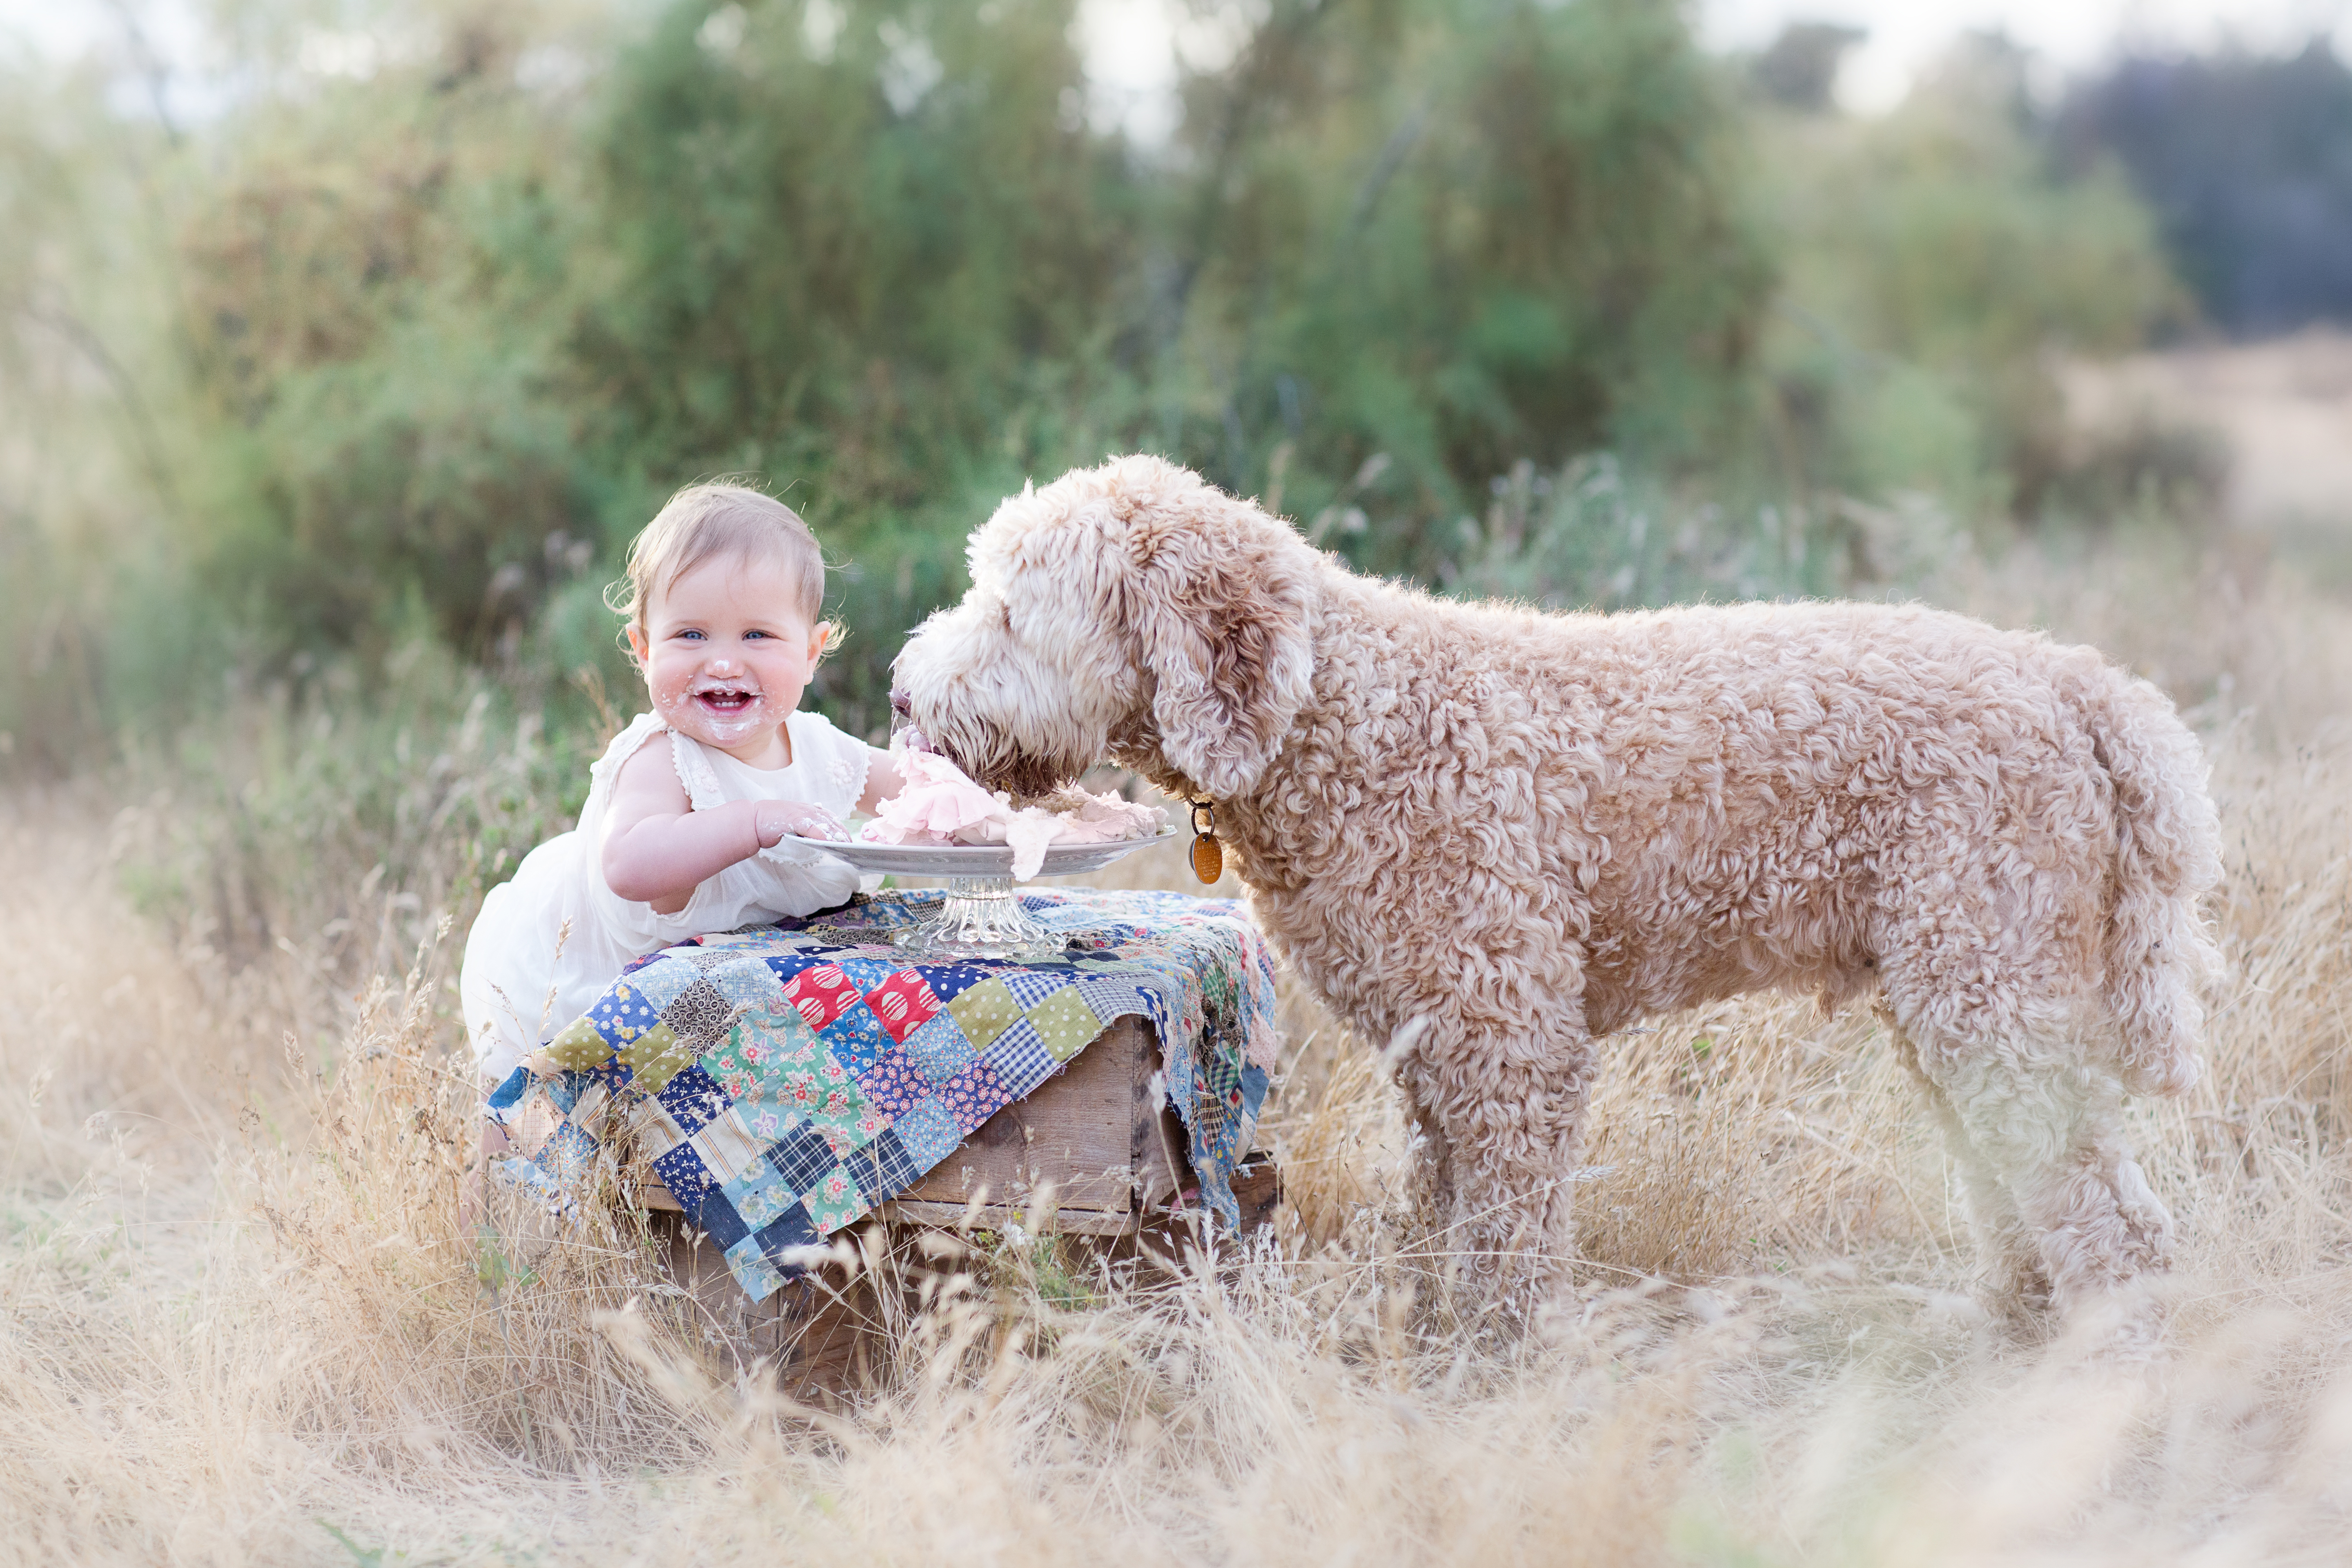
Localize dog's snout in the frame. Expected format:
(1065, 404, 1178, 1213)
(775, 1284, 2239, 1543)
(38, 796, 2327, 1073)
(889, 688, 913, 721)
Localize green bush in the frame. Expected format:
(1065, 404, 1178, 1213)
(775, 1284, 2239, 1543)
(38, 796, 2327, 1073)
(0, 0, 2199, 775)
(1753, 36, 2188, 521)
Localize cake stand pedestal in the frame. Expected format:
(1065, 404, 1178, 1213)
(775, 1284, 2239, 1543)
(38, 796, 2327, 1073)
(777, 828, 1182, 965)
(893, 874, 1069, 963)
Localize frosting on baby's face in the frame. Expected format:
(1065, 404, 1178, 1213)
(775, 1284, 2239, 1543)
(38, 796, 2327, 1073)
(628, 552, 829, 768)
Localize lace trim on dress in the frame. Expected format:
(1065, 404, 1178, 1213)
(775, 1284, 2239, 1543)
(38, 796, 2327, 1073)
(827, 736, 870, 811)
(668, 730, 726, 812)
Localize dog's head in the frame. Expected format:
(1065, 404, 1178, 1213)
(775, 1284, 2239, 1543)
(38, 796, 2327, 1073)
(892, 454, 1317, 800)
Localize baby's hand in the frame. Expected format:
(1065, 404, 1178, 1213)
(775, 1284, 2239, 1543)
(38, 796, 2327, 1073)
(753, 798, 849, 846)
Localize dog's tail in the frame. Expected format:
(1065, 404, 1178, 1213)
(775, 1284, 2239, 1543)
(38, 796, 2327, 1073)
(2077, 660, 2224, 1097)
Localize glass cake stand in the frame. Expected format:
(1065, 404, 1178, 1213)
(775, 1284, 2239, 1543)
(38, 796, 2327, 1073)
(781, 829, 1181, 962)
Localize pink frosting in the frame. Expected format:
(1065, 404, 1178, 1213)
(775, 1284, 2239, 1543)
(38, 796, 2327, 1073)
(856, 748, 1164, 880)
(859, 748, 1004, 844)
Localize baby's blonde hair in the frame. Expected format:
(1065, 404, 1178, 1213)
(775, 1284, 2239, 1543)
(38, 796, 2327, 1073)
(611, 481, 838, 654)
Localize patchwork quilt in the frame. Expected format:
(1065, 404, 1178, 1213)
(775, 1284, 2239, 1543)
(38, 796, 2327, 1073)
(486, 888, 1280, 1302)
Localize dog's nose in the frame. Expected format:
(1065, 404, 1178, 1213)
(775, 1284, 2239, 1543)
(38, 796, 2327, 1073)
(889, 688, 912, 721)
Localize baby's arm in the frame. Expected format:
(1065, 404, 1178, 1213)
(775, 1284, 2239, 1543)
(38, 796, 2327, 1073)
(601, 739, 846, 913)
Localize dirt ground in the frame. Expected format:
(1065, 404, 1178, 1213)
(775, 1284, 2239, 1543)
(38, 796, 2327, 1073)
(2066, 328, 2352, 533)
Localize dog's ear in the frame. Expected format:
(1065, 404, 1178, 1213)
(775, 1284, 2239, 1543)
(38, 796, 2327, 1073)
(1124, 491, 1315, 799)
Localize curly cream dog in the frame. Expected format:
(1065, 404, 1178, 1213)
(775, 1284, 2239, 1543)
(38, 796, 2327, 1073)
(892, 454, 2222, 1312)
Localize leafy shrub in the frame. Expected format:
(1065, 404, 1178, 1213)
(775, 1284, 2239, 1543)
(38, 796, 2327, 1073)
(0, 0, 2207, 764)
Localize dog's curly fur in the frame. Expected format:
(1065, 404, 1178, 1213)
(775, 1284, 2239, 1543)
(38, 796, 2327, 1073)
(894, 454, 2224, 1312)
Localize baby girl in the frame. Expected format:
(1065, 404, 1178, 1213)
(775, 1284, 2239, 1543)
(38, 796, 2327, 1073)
(458, 482, 902, 1089)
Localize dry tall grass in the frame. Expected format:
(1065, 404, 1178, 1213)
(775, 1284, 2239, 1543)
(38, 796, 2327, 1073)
(10, 547, 2352, 1565)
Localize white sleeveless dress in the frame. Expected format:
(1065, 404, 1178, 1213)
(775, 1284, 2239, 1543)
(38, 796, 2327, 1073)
(459, 710, 871, 1083)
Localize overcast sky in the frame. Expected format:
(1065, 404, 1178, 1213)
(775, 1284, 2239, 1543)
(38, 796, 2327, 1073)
(1699, 0, 2352, 110)
(7, 0, 2349, 131)
(1069, 0, 2352, 134)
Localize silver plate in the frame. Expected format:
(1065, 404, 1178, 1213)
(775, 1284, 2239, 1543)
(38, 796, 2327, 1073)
(782, 826, 1181, 879)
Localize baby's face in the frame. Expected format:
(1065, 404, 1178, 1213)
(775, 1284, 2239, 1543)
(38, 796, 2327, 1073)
(628, 552, 828, 766)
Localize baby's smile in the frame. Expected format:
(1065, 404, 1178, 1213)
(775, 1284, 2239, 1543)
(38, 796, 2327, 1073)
(690, 679, 762, 718)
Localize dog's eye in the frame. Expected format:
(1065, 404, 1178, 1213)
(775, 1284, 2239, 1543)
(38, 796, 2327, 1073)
(998, 601, 1013, 633)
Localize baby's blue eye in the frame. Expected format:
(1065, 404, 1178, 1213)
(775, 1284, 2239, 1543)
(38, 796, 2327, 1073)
(679, 629, 704, 641)
(744, 630, 768, 640)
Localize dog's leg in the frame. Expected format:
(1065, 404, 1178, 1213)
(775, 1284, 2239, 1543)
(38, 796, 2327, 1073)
(2002, 1068, 2176, 1316)
(1404, 1023, 1595, 1298)
(1878, 832, 2177, 1322)
(1908, 1035, 2175, 1318)
(1882, 1011, 2047, 1311)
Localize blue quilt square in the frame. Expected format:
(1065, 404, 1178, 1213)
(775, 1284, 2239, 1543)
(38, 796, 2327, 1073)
(915, 963, 992, 1003)
(723, 1239, 790, 1303)
(766, 1125, 837, 1194)
(833, 956, 902, 993)
(1239, 1060, 1270, 1120)
(936, 1058, 1012, 1136)
(844, 1127, 918, 1201)
(857, 1045, 930, 1119)
(535, 1122, 599, 1183)
(686, 1188, 751, 1253)
(761, 953, 830, 987)
(588, 982, 663, 1049)
(486, 1065, 532, 1114)
(750, 1205, 823, 1258)
(982, 1019, 1056, 1098)
(722, 1160, 801, 1230)
(1077, 978, 1149, 1029)
(819, 1005, 890, 1076)
(902, 1011, 979, 1084)
(535, 1072, 583, 1116)
(651, 1141, 715, 1203)
(655, 1064, 729, 1136)
(1162, 1051, 1198, 1110)
(621, 957, 701, 1012)
(654, 1146, 748, 1252)
(891, 1097, 961, 1172)
(699, 953, 788, 1013)
(999, 970, 1068, 1009)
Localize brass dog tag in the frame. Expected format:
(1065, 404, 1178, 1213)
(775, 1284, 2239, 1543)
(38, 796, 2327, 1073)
(1190, 801, 1223, 884)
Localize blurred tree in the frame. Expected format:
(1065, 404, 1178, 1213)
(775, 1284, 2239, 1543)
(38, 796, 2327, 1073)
(165, 0, 1772, 713)
(2060, 39, 2352, 334)
(0, 0, 2198, 765)
(1758, 34, 2187, 517)
(562, 0, 1141, 727)
(1751, 21, 1865, 114)
(174, 9, 592, 661)
(0, 51, 187, 765)
(574, 0, 1133, 517)
(1157, 0, 1774, 575)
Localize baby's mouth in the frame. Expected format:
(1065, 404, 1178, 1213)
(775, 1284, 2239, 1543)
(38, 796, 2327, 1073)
(690, 684, 762, 717)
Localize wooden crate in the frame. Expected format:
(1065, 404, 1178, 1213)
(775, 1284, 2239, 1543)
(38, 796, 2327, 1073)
(887, 1014, 1190, 1230)
(641, 1016, 1280, 1392)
